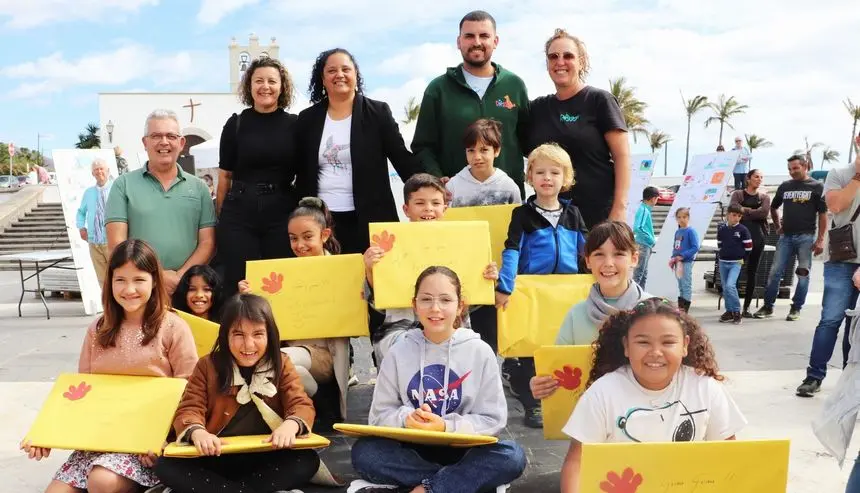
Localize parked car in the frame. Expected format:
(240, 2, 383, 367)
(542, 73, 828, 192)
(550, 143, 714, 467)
(17, 175, 29, 186)
(0, 176, 14, 188)
(656, 186, 676, 206)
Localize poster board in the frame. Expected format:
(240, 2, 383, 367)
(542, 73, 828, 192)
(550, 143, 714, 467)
(52, 149, 120, 315)
(579, 439, 790, 492)
(368, 221, 494, 308)
(646, 152, 738, 299)
(442, 204, 518, 267)
(175, 310, 219, 357)
(333, 423, 497, 448)
(497, 275, 593, 357)
(24, 373, 187, 454)
(626, 153, 658, 226)
(163, 433, 331, 457)
(245, 254, 369, 339)
(533, 345, 594, 440)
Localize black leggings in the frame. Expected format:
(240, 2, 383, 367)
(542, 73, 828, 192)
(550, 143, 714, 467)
(743, 233, 765, 310)
(155, 448, 319, 493)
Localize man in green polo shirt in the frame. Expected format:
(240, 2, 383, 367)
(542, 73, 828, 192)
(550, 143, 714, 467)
(106, 109, 216, 294)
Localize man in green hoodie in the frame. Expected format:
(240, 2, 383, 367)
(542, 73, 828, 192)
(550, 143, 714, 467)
(411, 10, 530, 197)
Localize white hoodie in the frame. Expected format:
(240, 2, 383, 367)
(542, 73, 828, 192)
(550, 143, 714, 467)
(368, 328, 507, 436)
(447, 167, 522, 207)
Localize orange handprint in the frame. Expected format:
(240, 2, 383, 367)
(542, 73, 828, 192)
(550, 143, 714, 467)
(63, 382, 92, 401)
(371, 231, 396, 253)
(261, 272, 284, 294)
(600, 468, 643, 493)
(553, 365, 583, 390)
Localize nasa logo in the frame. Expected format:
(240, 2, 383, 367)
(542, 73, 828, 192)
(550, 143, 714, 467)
(406, 364, 471, 415)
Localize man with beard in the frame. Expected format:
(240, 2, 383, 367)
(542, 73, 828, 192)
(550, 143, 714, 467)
(412, 10, 529, 197)
(753, 154, 827, 322)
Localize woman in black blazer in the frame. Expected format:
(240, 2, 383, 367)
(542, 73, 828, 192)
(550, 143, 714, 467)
(296, 48, 420, 254)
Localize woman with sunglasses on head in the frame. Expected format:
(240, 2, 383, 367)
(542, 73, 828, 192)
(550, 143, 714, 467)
(524, 29, 631, 229)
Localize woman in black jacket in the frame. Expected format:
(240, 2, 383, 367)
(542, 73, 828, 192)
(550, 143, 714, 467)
(296, 48, 421, 254)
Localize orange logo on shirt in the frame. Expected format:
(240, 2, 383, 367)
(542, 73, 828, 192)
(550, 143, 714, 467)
(495, 95, 517, 110)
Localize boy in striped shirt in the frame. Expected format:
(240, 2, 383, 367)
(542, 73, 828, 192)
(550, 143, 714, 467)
(717, 204, 754, 324)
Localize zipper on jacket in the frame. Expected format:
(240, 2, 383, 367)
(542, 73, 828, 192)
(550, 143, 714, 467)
(552, 226, 561, 273)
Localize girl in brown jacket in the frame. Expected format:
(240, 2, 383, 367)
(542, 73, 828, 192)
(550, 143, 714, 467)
(154, 293, 320, 493)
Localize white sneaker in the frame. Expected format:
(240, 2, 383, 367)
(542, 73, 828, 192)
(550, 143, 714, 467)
(346, 479, 400, 492)
(496, 484, 511, 492)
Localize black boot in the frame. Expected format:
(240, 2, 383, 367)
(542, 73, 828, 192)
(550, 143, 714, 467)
(681, 298, 691, 313)
(677, 297, 685, 311)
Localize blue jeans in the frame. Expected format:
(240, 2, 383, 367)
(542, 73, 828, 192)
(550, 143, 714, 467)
(352, 437, 526, 493)
(719, 260, 743, 312)
(847, 451, 860, 493)
(806, 262, 859, 381)
(633, 244, 652, 288)
(763, 233, 815, 309)
(677, 260, 694, 301)
(733, 173, 746, 190)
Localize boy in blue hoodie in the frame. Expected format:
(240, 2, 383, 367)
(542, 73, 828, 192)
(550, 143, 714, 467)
(632, 186, 659, 288)
(670, 207, 700, 313)
(717, 204, 753, 324)
(495, 143, 587, 429)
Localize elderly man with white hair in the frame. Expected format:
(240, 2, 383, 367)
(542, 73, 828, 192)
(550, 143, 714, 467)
(731, 136, 751, 190)
(75, 157, 112, 285)
(106, 109, 216, 294)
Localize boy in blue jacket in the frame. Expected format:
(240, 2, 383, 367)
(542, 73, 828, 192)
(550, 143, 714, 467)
(632, 186, 659, 288)
(717, 204, 753, 324)
(669, 207, 700, 312)
(496, 143, 587, 428)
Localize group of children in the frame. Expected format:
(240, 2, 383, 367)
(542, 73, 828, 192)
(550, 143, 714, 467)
(20, 116, 748, 493)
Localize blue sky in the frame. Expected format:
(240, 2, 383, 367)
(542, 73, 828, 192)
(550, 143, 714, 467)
(0, 0, 857, 176)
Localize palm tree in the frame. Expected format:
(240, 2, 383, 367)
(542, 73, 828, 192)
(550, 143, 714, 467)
(821, 148, 841, 169)
(647, 130, 671, 153)
(681, 92, 708, 174)
(845, 98, 860, 163)
(704, 94, 748, 148)
(744, 134, 773, 153)
(402, 97, 421, 125)
(609, 77, 649, 143)
(75, 123, 101, 149)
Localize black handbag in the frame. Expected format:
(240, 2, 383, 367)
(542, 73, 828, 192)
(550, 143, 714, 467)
(828, 205, 860, 262)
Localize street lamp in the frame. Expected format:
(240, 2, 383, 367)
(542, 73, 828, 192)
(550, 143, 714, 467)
(106, 120, 115, 144)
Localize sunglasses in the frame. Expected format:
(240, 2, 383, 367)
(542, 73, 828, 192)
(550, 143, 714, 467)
(547, 52, 576, 62)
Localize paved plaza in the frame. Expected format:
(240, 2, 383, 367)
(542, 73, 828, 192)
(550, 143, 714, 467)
(0, 259, 851, 492)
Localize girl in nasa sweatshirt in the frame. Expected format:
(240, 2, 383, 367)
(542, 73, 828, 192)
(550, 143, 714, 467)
(349, 266, 526, 493)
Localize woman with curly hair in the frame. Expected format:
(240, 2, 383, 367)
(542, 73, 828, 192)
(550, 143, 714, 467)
(216, 56, 301, 299)
(295, 48, 421, 254)
(558, 297, 746, 493)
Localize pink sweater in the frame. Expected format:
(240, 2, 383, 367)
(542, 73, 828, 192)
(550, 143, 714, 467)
(78, 310, 198, 378)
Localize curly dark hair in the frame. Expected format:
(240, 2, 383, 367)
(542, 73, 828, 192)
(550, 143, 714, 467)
(587, 297, 723, 388)
(308, 48, 365, 104)
(171, 265, 224, 323)
(238, 56, 295, 109)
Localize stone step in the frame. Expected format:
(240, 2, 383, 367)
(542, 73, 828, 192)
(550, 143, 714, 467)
(7, 225, 68, 233)
(16, 217, 66, 224)
(0, 243, 69, 252)
(0, 237, 70, 245)
(1, 230, 70, 238)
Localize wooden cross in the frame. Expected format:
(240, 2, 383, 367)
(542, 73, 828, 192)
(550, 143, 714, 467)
(182, 98, 201, 123)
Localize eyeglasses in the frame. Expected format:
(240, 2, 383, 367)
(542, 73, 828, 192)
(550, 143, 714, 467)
(547, 52, 576, 62)
(147, 133, 182, 142)
(415, 296, 457, 309)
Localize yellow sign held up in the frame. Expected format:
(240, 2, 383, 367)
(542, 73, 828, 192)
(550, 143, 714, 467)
(163, 433, 331, 457)
(368, 221, 494, 309)
(534, 345, 594, 440)
(333, 423, 497, 448)
(443, 204, 517, 267)
(245, 254, 369, 340)
(24, 373, 187, 454)
(175, 310, 219, 357)
(497, 275, 593, 357)
(580, 440, 790, 492)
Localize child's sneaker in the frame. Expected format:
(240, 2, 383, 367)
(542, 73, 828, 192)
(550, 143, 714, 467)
(347, 479, 405, 493)
(719, 311, 734, 323)
(732, 312, 742, 325)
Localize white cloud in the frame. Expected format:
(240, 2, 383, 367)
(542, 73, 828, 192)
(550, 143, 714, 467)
(197, 0, 259, 25)
(1, 43, 222, 101)
(0, 0, 157, 28)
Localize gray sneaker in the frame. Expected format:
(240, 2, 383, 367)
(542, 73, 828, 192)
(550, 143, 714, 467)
(796, 377, 821, 397)
(786, 308, 801, 321)
(753, 306, 774, 319)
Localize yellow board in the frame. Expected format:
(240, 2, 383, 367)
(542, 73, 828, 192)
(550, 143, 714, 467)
(442, 204, 518, 267)
(24, 373, 187, 454)
(580, 440, 790, 492)
(534, 345, 594, 440)
(163, 433, 331, 457)
(175, 310, 219, 357)
(497, 274, 593, 357)
(333, 423, 498, 448)
(368, 221, 494, 308)
(245, 254, 369, 339)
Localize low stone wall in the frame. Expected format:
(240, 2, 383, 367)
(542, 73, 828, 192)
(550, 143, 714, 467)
(0, 185, 48, 234)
